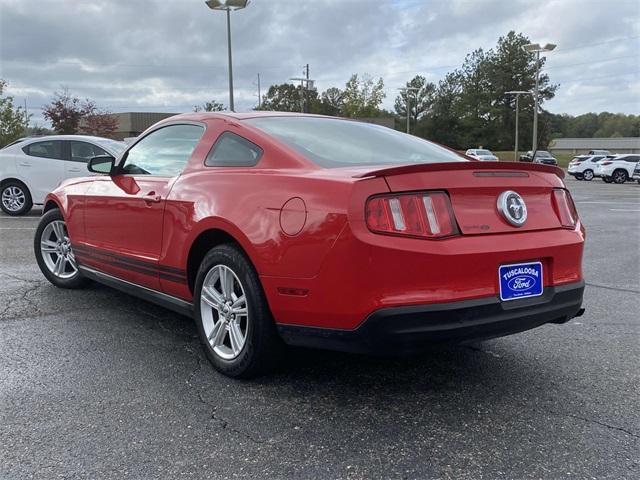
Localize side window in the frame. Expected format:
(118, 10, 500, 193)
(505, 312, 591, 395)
(205, 132, 263, 167)
(70, 141, 108, 163)
(121, 124, 204, 176)
(626, 156, 640, 162)
(22, 140, 64, 160)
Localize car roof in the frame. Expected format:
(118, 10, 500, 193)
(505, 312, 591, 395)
(20, 134, 121, 143)
(166, 111, 342, 122)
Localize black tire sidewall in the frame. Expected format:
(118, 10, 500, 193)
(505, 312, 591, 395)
(1, 181, 33, 216)
(193, 244, 282, 378)
(34, 209, 87, 289)
(613, 170, 627, 184)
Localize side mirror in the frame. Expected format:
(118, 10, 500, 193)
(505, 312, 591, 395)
(87, 155, 115, 174)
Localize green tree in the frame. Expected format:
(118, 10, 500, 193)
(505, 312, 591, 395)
(341, 74, 386, 118)
(313, 87, 345, 116)
(258, 83, 318, 112)
(194, 100, 225, 112)
(394, 75, 436, 133)
(0, 79, 30, 147)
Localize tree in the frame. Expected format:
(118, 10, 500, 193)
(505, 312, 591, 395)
(79, 100, 118, 138)
(341, 74, 386, 118)
(42, 88, 87, 134)
(0, 79, 30, 147)
(314, 87, 345, 116)
(257, 83, 318, 112)
(194, 100, 225, 112)
(394, 75, 436, 133)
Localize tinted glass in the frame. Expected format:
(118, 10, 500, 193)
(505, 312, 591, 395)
(624, 156, 639, 162)
(121, 124, 204, 176)
(535, 151, 552, 158)
(591, 156, 603, 162)
(246, 117, 465, 168)
(70, 141, 108, 163)
(476, 150, 492, 155)
(96, 139, 126, 155)
(23, 140, 64, 160)
(205, 132, 263, 167)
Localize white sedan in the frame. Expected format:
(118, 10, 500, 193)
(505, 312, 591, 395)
(0, 135, 125, 215)
(465, 149, 499, 161)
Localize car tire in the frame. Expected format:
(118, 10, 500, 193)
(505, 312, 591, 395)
(603, 177, 613, 183)
(34, 209, 88, 289)
(582, 170, 594, 181)
(575, 173, 583, 180)
(612, 169, 627, 184)
(1, 180, 33, 216)
(193, 244, 284, 378)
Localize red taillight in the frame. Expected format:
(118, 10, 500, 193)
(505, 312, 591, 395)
(601, 161, 613, 165)
(552, 189, 579, 228)
(365, 191, 459, 239)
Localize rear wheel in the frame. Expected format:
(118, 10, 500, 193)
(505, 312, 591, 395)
(582, 169, 594, 181)
(193, 244, 284, 378)
(603, 177, 613, 183)
(34, 209, 88, 289)
(612, 169, 627, 184)
(1, 181, 32, 216)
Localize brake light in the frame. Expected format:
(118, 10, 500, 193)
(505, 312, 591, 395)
(365, 191, 459, 239)
(601, 161, 613, 165)
(552, 189, 579, 228)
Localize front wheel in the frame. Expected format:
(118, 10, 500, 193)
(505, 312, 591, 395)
(34, 209, 88, 289)
(612, 169, 627, 184)
(1, 181, 33, 216)
(193, 244, 284, 378)
(582, 169, 594, 181)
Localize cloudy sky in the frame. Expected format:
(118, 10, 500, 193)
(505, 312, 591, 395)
(1, 0, 639, 126)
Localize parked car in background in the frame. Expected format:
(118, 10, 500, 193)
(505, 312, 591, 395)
(633, 162, 640, 183)
(1, 135, 125, 215)
(567, 155, 612, 181)
(594, 154, 640, 184)
(465, 148, 499, 161)
(34, 112, 585, 378)
(519, 150, 558, 165)
(586, 149, 611, 156)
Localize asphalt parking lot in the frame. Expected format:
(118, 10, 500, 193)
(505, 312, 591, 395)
(1, 178, 638, 479)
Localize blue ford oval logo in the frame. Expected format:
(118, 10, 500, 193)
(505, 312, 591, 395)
(508, 275, 536, 291)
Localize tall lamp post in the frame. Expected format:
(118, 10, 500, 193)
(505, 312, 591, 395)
(506, 90, 532, 161)
(398, 87, 419, 134)
(522, 42, 556, 152)
(205, 0, 249, 112)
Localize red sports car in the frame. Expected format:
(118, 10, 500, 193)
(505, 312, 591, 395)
(34, 113, 585, 377)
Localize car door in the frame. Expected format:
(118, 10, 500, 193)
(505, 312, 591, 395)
(79, 123, 205, 291)
(17, 140, 66, 203)
(66, 140, 110, 178)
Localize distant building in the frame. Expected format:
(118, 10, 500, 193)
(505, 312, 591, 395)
(112, 112, 179, 140)
(549, 137, 640, 155)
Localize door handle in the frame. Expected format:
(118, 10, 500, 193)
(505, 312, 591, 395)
(143, 192, 162, 203)
(19, 162, 31, 167)
(68, 168, 82, 173)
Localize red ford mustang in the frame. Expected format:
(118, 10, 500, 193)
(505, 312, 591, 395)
(34, 112, 585, 377)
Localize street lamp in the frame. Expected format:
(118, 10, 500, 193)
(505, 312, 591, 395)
(205, 0, 250, 112)
(522, 42, 556, 153)
(506, 90, 532, 161)
(398, 87, 419, 134)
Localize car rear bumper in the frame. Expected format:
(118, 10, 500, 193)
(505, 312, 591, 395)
(277, 281, 584, 354)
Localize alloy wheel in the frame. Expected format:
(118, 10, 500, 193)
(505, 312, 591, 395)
(200, 264, 249, 360)
(583, 170, 594, 181)
(613, 170, 626, 184)
(40, 220, 78, 279)
(1, 186, 26, 213)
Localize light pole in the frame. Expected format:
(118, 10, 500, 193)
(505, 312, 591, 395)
(398, 87, 419, 134)
(522, 42, 556, 152)
(506, 90, 532, 161)
(205, 0, 249, 112)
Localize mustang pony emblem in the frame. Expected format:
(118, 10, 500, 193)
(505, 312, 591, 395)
(498, 191, 527, 226)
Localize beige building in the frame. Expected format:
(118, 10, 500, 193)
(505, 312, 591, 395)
(112, 112, 179, 140)
(549, 137, 640, 155)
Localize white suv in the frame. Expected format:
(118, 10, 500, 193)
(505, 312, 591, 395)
(594, 154, 640, 184)
(0, 135, 125, 215)
(567, 155, 612, 181)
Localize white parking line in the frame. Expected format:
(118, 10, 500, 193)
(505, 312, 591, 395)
(0, 227, 36, 230)
(609, 209, 640, 212)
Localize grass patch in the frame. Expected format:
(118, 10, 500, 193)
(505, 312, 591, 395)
(492, 151, 572, 169)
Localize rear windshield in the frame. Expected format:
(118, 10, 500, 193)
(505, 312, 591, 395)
(475, 149, 492, 155)
(535, 151, 552, 158)
(245, 117, 466, 168)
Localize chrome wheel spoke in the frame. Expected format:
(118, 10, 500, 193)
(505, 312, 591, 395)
(229, 321, 244, 355)
(202, 285, 224, 310)
(219, 266, 234, 298)
(41, 240, 58, 253)
(53, 255, 66, 276)
(208, 320, 227, 347)
(52, 221, 65, 241)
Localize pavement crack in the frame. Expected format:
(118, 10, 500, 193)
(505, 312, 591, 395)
(549, 410, 640, 439)
(182, 344, 264, 445)
(585, 282, 640, 294)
